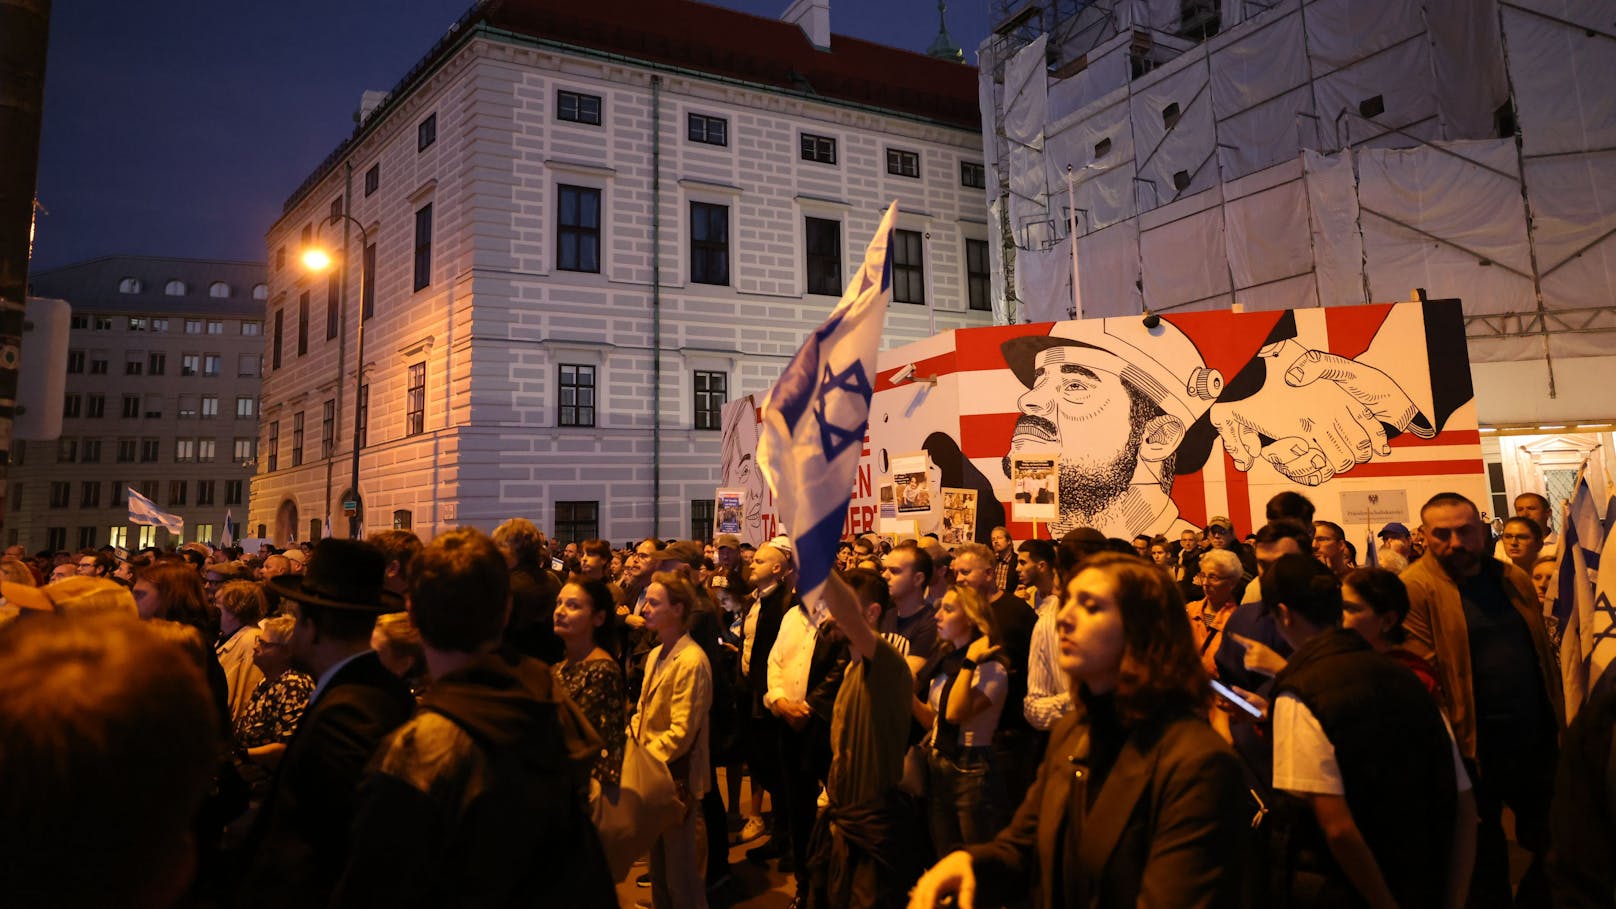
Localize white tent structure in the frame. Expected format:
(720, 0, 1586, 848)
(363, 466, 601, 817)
(978, 0, 1616, 426)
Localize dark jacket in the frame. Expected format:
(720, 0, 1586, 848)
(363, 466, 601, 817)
(1273, 628, 1458, 908)
(1549, 660, 1616, 908)
(332, 650, 615, 908)
(236, 651, 415, 907)
(990, 591, 1039, 734)
(965, 702, 1246, 909)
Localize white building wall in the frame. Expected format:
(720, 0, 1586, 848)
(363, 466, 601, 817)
(252, 34, 992, 545)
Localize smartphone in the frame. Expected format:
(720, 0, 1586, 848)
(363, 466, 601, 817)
(1211, 678, 1263, 718)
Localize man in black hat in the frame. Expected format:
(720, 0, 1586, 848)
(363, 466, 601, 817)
(236, 538, 415, 907)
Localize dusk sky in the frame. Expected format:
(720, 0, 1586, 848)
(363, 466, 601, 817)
(31, 0, 992, 271)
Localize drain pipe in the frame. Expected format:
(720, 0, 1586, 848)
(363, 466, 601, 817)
(650, 74, 663, 538)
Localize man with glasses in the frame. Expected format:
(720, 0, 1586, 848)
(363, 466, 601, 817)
(76, 551, 115, 578)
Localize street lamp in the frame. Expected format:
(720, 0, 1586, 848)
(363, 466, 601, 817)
(300, 162, 371, 540)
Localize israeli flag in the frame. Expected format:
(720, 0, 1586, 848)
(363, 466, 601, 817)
(128, 487, 184, 535)
(1553, 474, 1610, 716)
(758, 201, 897, 604)
(222, 509, 235, 548)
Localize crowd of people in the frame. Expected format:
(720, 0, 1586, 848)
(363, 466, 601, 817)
(0, 487, 1612, 909)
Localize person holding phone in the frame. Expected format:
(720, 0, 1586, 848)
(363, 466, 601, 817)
(908, 553, 1246, 909)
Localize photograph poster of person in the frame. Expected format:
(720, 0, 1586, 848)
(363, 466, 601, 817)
(1009, 453, 1059, 522)
(715, 489, 743, 535)
(940, 488, 977, 544)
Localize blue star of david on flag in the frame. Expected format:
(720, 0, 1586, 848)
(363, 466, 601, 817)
(758, 202, 898, 604)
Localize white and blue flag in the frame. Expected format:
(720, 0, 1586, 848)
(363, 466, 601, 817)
(128, 487, 184, 536)
(1552, 473, 1610, 717)
(221, 509, 235, 548)
(758, 201, 897, 604)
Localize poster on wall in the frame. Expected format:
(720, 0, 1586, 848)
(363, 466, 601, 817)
(864, 299, 1487, 542)
(715, 489, 743, 535)
(879, 484, 897, 521)
(1009, 454, 1059, 521)
(890, 452, 935, 515)
(941, 488, 978, 544)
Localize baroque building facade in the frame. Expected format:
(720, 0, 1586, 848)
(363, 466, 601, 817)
(251, 0, 993, 545)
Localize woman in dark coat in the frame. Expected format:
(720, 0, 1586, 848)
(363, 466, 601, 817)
(908, 552, 1247, 909)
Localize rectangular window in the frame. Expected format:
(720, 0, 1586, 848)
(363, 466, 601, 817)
(291, 412, 305, 467)
(694, 370, 727, 431)
(148, 352, 166, 375)
(238, 354, 260, 378)
(276, 247, 286, 271)
(557, 185, 601, 273)
(691, 499, 716, 542)
(197, 439, 215, 463)
(140, 438, 160, 463)
(67, 350, 85, 373)
(58, 438, 77, 463)
(203, 354, 220, 377)
(413, 204, 432, 291)
(117, 440, 136, 463)
(554, 500, 599, 544)
(185, 319, 202, 334)
(321, 400, 335, 458)
(557, 89, 602, 125)
(887, 148, 921, 178)
(112, 482, 128, 506)
(194, 524, 214, 545)
(330, 195, 343, 224)
(71, 314, 88, 330)
(393, 510, 413, 531)
(236, 396, 255, 418)
(108, 525, 128, 548)
(47, 527, 68, 551)
(364, 163, 379, 196)
(125, 357, 143, 376)
(200, 395, 218, 419)
(406, 362, 426, 436)
(418, 113, 437, 151)
(690, 202, 729, 285)
(225, 480, 244, 506)
(362, 243, 376, 319)
(181, 354, 198, 376)
(175, 438, 196, 462)
(197, 481, 215, 506)
(81, 439, 102, 463)
(298, 292, 310, 355)
(966, 238, 992, 312)
(136, 525, 156, 549)
(178, 395, 198, 419)
(94, 316, 112, 331)
(63, 394, 82, 418)
(81, 481, 101, 509)
(273, 310, 284, 370)
(687, 112, 728, 146)
(77, 527, 96, 549)
(892, 228, 925, 304)
(558, 364, 596, 428)
(86, 393, 106, 418)
(805, 217, 842, 296)
(357, 384, 369, 448)
(242, 320, 262, 336)
(233, 438, 255, 462)
(89, 357, 108, 375)
(49, 482, 71, 509)
(961, 161, 987, 189)
(169, 480, 186, 507)
(326, 272, 339, 340)
(151, 318, 168, 333)
(206, 320, 223, 335)
(129, 317, 148, 332)
(267, 421, 279, 472)
(801, 133, 837, 165)
(121, 395, 140, 419)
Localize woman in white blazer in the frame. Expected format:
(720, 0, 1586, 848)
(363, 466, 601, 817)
(633, 570, 714, 909)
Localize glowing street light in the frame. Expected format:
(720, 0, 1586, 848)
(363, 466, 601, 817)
(301, 248, 333, 272)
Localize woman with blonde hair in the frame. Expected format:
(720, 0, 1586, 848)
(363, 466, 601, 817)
(915, 583, 1011, 853)
(371, 611, 430, 699)
(910, 553, 1246, 909)
(631, 570, 713, 909)
(214, 580, 268, 722)
(234, 615, 315, 784)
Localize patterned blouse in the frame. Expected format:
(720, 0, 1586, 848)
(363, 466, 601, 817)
(555, 658, 628, 787)
(234, 669, 316, 749)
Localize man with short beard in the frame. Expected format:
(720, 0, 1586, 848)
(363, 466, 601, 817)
(1403, 492, 1563, 907)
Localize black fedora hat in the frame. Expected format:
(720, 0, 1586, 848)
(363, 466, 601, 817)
(268, 538, 402, 613)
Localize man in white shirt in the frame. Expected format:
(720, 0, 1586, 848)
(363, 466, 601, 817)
(1017, 539, 1069, 731)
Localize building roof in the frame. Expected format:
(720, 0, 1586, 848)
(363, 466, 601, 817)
(484, 0, 980, 127)
(28, 255, 267, 317)
(285, 0, 980, 212)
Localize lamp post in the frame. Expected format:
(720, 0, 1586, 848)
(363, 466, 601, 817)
(301, 162, 371, 540)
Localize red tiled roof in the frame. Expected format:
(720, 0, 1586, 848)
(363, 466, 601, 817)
(485, 0, 981, 129)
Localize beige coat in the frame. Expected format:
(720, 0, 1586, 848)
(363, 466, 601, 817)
(1401, 552, 1564, 760)
(217, 624, 264, 723)
(631, 633, 713, 798)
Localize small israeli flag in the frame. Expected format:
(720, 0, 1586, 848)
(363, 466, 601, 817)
(128, 487, 184, 535)
(758, 201, 897, 605)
